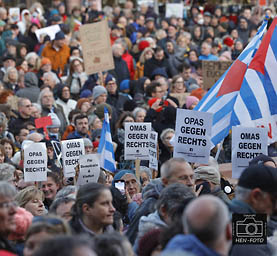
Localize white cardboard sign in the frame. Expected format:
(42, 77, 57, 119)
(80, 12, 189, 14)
(61, 139, 85, 177)
(24, 142, 47, 182)
(232, 126, 268, 178)
(124, 122, 152, 160)
(173, 109, 213, 164)
(77, 154, 100, 185)
(149, 131, 158, 170)
(35, 24, 61, 41)
(9, 8, 20, 23)
(166, 3, 184, 18)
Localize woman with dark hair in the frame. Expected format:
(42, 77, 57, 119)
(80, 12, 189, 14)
(69, 182, 115, 237)
(0, 138, 15, 161)
(65, 57, 88, 100)
(113, 112, 135, 169)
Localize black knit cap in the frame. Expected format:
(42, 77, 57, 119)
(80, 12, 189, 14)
(238, 164, 277, 195)
(249, 153, 276, 167)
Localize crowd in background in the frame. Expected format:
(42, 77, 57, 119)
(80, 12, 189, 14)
(0, 0, 277, 255)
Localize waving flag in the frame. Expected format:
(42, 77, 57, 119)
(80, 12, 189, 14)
(231, 18, 277, 143)
(194, 18, 268, 147)
(97, 107, 116, 173)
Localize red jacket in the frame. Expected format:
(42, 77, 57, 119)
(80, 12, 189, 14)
(122, 51, 135, 80)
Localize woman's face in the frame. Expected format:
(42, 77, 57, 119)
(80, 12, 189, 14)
(23, 231, 53, 256)
(166, 42, 174, 54)
(61, 87, 70, 100)
(123, 116, 134, 128)
(92, 117, 102, 130)
(20, 47, 27, 58)
(163, 131, 174, 149)
(80, 102, 91, 114)
(21, 60, 28, 72)
(71, 49, 80, 57)
(189, 51, 198, 62)
(174, 77, 186, 93)
(122, 174, 140, 198)
(24, 194, 45, 216)
(141, 172, 150, 188)
(87, 189, 115, 227)
(73, 60, 83, 73)
(3, 142, 13, 159)
(135, 111, 146, 123)
(8, 69, 17, 82)
(0, 150, 5, 163)
(194, 27, 201, 38)
(144, 50, 153, 60)
(235, 41, 243, 51)
(28, 56, 36, 66)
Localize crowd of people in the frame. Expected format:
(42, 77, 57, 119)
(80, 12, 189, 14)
(0, 0, 277, 255)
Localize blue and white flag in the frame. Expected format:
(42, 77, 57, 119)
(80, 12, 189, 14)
(194, 18, 268, 147)
(232, 18, 277, 143)
(97, 107, 116, 173)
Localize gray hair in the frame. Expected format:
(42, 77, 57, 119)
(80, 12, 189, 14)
(0, 181, 16, 198)
(25, 52, 39, 62)
(139, 166, 151, 179)
(161, 158, 191, 179)
(0, 163, 15, 182)
(26, 132, 44, 142)
(235, 186, 252, 201)
(49, 196, 76, 214)
(3, 67, 18, 83)
(37, 87, 53, 105)
(160, 128, 174, 143)
(55, 185, 77, 200)
(42, 71, 60, 84)
(182, 31, 191, 40)
(32, 103, 42, 113)
(132, 107, 146, 119)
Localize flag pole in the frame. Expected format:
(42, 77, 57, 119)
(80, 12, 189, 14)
(215, 140, 223, 161)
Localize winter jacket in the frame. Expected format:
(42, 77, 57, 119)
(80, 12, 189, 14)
(109, 56, 130, 86)
(56, 98, 77, 124)
(126, 179, 164, 244)
(16, 72, 40, 102)
(41, 42, 70, 73)
(163, 234, 221, 256)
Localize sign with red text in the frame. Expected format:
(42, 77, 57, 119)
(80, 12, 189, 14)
(232, 126, 268, 179)
(61, 139, 85, 177)
(24, 142, 47, 182)
(173, 109, 212, 164)
(124, 122, 152, 160)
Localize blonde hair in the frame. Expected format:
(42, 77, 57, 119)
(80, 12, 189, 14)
(15, 186, 44, 208)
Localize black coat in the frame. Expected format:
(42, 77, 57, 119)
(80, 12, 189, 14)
(143, 56, 170, 79)
(109, 56, 130, 86)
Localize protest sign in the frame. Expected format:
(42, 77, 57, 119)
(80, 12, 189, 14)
(35, 116, 52, 140)
(77, 154, 100, 185)
(80, 20, 114, 75)
(149, 131, 158, 170)
(124, 122, 151, 160)
(173, 109, 213, 164)
(166, 3, 183, 18)
(35, 24, 61, 41)
(232, 126, 268, 178)
(61, 139, 85, 177)
(24, 142, 47, 182)
(9, 8, 20, 23)
(202, 60, 232, 89)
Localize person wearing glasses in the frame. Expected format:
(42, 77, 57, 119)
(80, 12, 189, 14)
(0, 181, 17, 253)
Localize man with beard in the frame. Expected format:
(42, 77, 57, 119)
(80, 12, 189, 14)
(66, 114, 90, 140)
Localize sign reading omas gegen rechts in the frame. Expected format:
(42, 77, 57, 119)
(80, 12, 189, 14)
(232, 126, 268, 178)
(24, 142, 47, 182)
(124, 122, 152, 160)
(61, 139, 85, 177)
(173, 109, 213, 164)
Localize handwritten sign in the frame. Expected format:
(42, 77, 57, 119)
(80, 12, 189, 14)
(174, 109, 213, 164)
(77, 154, 100, 185)
(61, 139, 85, 177)
(80, 20, 114, 75)
(202, 60, 232, 89)
(124, 122, 152, 160)
(232, 126, 268, 178)
(24, 143, 47, 182)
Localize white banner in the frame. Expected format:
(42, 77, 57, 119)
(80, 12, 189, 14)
(166, 3, 183, 18)
(232, 126, 268, 178)
(77, 154, 100, 185)
(35, 24, 61, 41)
(173, 109, 213, 164)
(124, 122, 152, 160)
(61, 139, 85, 177)
(149, 131, 158, 170)
(24, 143, 47, 182)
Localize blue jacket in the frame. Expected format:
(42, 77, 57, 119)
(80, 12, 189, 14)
(66, 131, 90, 140)
(163, 234, 220, 256)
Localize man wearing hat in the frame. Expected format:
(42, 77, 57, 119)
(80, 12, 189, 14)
(0, 54, 16, 81)
(92, 85, 108, 105)
(229, 164, 277, 256)
(194, 166, 230, 204)
(42, 30, 70, 74)
(105, 73, 129, 116)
